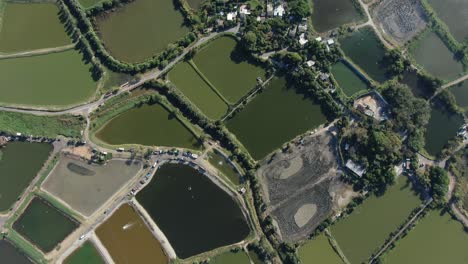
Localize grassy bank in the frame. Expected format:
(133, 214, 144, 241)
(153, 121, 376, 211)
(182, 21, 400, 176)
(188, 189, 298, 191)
(0, 111, 85, 139)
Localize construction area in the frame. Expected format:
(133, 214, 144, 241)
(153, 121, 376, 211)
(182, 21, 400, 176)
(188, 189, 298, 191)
(372, 0, 427, 45)
(257, 127, 355, 242)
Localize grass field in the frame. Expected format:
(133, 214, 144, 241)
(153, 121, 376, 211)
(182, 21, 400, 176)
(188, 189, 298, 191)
(0, 3, 70, 53)
(331, 177, 421, 263)
(169, 62, 228, 120)
(95, 0, 189, 62)
(193, 36, 267, 103)
(0, 111, 85, 138)
(64, 241, 104, 264)
(13, 197, 78, 253)
(42, 157, 141, 216)
(0, 49, 98, 107)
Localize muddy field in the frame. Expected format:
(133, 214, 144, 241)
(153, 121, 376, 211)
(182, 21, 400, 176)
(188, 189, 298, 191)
(373, 0, 427, 45)
(42, 156, 141, 216)
(257, 129, 354, 242)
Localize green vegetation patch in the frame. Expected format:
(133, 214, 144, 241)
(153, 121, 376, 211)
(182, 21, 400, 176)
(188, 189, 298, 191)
(331, 177, 421, 263)
(193, 36, 267, 103)
(227, 77, 327, 160)
(95, 103, 200, 149)
(299, 234, 343, 264)
(13, 196, 78, 253)
(211, 250, 251, 264)
(0, 142, 52, 212)
(186, 0, 204, 10)
(311, 0, 363, 33)
(95, 0, 189, 62)
(331, 61, 369, 97)
(169, 61, 228, 120)
(64, 241, 105, 264)
(0, 3, 70, 53)
(207, 150, 241, 185)
(0, 111, 85, 138)
(339, 27, 389, 83)
(0, 49, 98, 107)
(410, 31, 463, 81)
(384, 210, 468, 264)
(449, 81, 468, 110)
(424, 104, 464, 156)
(426, 0, 468, 43)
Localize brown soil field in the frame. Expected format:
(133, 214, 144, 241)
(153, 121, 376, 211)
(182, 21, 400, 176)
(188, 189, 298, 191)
(257, 129, 353, 242)
(41, 156, 141, 216)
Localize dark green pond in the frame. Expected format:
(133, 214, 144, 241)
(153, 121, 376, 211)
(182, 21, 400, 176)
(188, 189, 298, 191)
(411, 31, 463, 81)
(0, 141, 52, 212)
(339, 27, 389, 83)
(136, 163, 249, 259)
(331, 61, 369, 97)
(449, 81, 468, 110)
(400, 70, 433, 99)
(226, 77, 327, 160)
(424, 105, 464, 156)
(0, 239, 33, 264)
(13, 196, 78, 253)
(311, 0, 362, 32)
(96, 104, 200, 149)
(427, 0, 468, 43)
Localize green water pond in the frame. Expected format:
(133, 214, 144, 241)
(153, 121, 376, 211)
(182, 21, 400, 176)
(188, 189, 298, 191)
(299, 234, 343, 264)
(64, 241, 104, 264)
(311, 0, 362, 32)
(331, 61, 369, 97)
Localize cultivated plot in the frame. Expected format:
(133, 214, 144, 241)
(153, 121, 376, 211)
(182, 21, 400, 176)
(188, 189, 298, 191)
(0, 49, 98, 107)
(13, 197, 78, 253)
(339, 27, 389, 83)
(384, 210, 468, 264)
(257, 131, 349, 242)
(42, 157, 141, 216)
(331, 177, 421, 263)
(410, 31, 463, 81)
(193, 36, 267, 103)
(0, 3, 70, 53)
(311, 0, 362, 33)
(95, 103, 200, 149)
(169, 62, 228, 120)
(96, 204, 168, 264)
(0, 141, 52, 212)
(95, 0, 189, 62)
(227, 77, 327, 160)
(372, 0, 427, 45)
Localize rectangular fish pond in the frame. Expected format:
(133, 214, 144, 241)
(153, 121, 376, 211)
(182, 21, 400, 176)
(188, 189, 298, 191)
(95, 103, 201, 149)
(96, 204, 168, 264)
(384, 210, 468, 264)
(426, 0, 468, 43)
(0, 141, 52, 212)
(64, 241, 105, 264)
(339, 27, 389, 83)
(95, 0, 189, 62)
(299, 234, 343, 264)
(13, 196, 79, 253)
(330, 176, 421, 263)
(0, 2, 70, 53)
(0, 239, 33, 264)
(226, 76, 327, 160)
(136, 163, 250, 259)
(331, 61, 369, 97)
(449, 81, 468, 110)
(311, 0, 363, 33)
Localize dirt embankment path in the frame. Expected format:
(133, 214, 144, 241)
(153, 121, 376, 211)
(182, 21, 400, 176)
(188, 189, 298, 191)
(0, 44, 75, 60)
(355, 0, 395, 50)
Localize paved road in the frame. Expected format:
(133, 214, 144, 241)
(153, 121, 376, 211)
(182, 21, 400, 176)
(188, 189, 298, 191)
(0, 44, 75, 60)
(0, 25, 240, 117)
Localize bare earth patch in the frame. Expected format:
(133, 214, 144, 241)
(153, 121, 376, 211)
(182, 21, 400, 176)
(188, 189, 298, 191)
(257, 128, 355, 242)
(373, 0, 427, 45)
